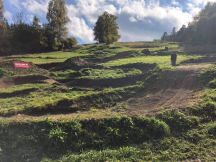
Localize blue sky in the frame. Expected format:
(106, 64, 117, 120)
(3, 0, 214, 44)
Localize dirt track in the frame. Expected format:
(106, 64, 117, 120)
(4, 64, 212, 121)
(128, 64, 212, 116)
(0, 75, 58, 88)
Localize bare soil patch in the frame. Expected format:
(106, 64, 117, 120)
(0, 88, 38, 98)
(181, 56, 216, 64)
(0, 75, 58, 88)
(3, 63, 212, 121)
(127, 64, 210, 116)
(54, 57, 93, 71)
(36, 62, 62, 70)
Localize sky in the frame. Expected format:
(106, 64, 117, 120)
(3, 0, 216, 44)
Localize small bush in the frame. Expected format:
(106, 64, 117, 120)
(157, 110, 193, 131)
(200, 101, 216, 120)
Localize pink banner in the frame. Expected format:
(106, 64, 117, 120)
(13, 62, 30, 68)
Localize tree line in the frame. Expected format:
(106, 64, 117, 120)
(0, 0, 121, 55)
(0, 0, 79, 55)
(161, 2, 216, 45)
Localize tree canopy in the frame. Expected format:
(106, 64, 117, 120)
(93, 11, 121, 44)
(161, 2, 216, 45)
(46, 0, 70, 44)
(32, 16, 41, 29)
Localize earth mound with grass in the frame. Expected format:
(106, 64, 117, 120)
(0, 59, 47, 76)
(54, 57, 92, 71)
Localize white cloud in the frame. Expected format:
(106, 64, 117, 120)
(66, 0, 194, 42)
(67, 16, 94, 43)
(4, 11, 13, 23)
(27, 14, 34, 23)
(8, 0, 209, 43)
(116, 1, 193, 42)
(103, 4, 117, 15)
(190, 0, 216, 5)
(8, 0, 21, 9)
(21, 0, 49, 16)
(172, 0, 179, 6)
(129, 16, 137, 22)
(187, 3, 201, 16)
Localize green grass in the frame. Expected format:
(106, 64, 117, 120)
(43, 133, 216, 162)
(0, 83, 52, 93)
(51, 68, 142, 80)
(1, 42, 216, 161)
(101, 55, 194, 67)
(78, 68, 142, 79)
(0, 89, 93, 115)
(0, 68, 14, 78)
(8, 42, 179, 65)
(13, 52, 92, 64)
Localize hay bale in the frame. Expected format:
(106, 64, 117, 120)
(142, 49, 151, 55)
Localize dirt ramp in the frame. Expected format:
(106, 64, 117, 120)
(0, 75, 58, 88)
(54, 57, 92, 71)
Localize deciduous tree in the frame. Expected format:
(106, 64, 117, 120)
(93, 11, 121, 44)
(46, 0, 70, 44)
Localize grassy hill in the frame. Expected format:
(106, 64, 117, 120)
(0, 42, 216, 161)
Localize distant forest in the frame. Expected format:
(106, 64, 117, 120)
(161, 2, 216, 45)
(0, 0, 77, 55)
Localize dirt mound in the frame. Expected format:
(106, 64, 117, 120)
(0, 88, 38, 98)
(36, 62, 62, 70)
(54, 57, 92, 71)
(0, 75, 58, 88)
(0, 60, 47, 75)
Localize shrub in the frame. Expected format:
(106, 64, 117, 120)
(63, 37, 78, 49)
(200, 101, 216, 120)
(157, 110, 193, 131)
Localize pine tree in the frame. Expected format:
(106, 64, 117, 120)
(46, 0, 70, 44)
(161, 32, 168, 41)
(93, 11, 121, 44)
